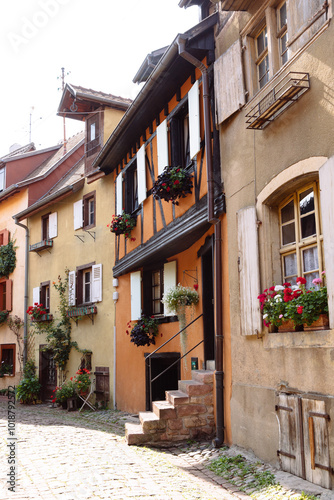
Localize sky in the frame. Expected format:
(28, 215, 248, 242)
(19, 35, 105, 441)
(1, 0, 199, 156)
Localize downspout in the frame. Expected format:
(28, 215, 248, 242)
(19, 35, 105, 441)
(14, 218, 29, 367)
(177, 36, 224, 447)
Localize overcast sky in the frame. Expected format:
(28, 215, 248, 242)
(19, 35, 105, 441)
(1, 0, 199, 156)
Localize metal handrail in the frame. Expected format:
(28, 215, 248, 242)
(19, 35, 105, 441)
(146, 313, 203, 409)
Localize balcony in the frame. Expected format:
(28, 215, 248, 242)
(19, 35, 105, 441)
(29, 239, 53, 253)
(246, 72, 310, 130)
(66, 305, 97, 324)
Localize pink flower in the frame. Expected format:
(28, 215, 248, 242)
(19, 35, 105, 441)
(297, 306, 303, 314)
(312, 278, 322, 285)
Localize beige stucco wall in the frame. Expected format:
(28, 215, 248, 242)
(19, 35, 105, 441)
(0, 190, 29, 389)
(103, 108, 127, 143)
(27, 174, 115, 406)
(216, 13, 334, 465)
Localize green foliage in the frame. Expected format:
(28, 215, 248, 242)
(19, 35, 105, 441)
(0, 241, 16, 278)
(127, 315, 159, 347)
(108, 212, 136, 240)
(0, 361, 13, 377)
(152, 165, 193, 205)
(0, 310, 9, 325)
(16, 360, 41, 404)
(52, 380, 76, 404)
(162, 284, 199, 315)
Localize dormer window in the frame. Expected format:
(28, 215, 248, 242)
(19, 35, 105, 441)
(0, 168, 5, 192)
(86, 114, 100, 157)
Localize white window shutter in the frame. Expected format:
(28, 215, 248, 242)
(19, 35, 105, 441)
(92, 264, 102, 303)
(237, 206, 262, 335)
(163, 261, 177, 316)
(188, 80, 201, 159)
(48, 212, 58, 239)
(130, 271, 142, 321)
(157, 119, 169, 175)
(137, 145, 146, 206)
(73, 200, 83, 230)
(33, 286, 40, 306)
(116, 173, 123, 215)
(214, 40, 245, 125)
(68, 270, 76, 307)
(319, 157, 334, 328)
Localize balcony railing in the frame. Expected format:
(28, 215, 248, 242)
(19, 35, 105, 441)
(246, 72, 310, 130)
(29, 239, 53, 252)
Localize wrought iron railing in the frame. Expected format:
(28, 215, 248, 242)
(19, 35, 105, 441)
(145, 313, 203, 409)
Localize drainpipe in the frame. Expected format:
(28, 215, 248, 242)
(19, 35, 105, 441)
(177, 36, 225, 447)
(14, 218, 29, 367)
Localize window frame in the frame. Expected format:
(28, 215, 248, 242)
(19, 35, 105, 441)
(169, 101, 190, 169)
(279, 182, 323, 288)
(83, 191, 96, 229)
(143, 267, 164, 317)
(0, 278, 12, 312)
(0, 344, 15, 375)
(42, 213, 50, 240)
(124, 162, 138, 214)
(0, 167, 6, 192)
(86, 113, 101, 158)
(40, 281, 50, 313)
(71, 262, 102, 307)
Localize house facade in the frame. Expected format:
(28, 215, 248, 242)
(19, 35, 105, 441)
(94, 10, 231, 444)
(214, 0, 334, 489)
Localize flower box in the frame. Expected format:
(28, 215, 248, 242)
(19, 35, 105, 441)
(152, 165, 193, 205)
(29, 240, 53, 252)
(303, 314, 329, 331)
(32, 314, 53, 322)
(66, 305, 97, 318)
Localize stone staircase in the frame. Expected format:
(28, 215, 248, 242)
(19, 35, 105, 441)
(125, 370, 215, 446)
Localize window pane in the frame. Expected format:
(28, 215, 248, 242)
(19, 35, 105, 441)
(279, 3, 287, 30)
(257, 27, 267, 55)
(303, 246, 318, 273)
(258, 56, 269, 88)
(299, 188, 314, 215)
(301, 213, 316, 239)
(84, 271, 91, 303)
(282, 222, 295, 245)
(305, 272, 319, 290)
(284, 253, 297, 277)
(281, 200, 294, 223)
(281, 33, 288, 64)
(90, 123, 96, 141)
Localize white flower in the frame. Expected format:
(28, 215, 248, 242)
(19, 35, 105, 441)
(274, 295, 282, 302)
(263, 314, 268, 319)
(292, 285, 300, 290)
(274, 285, 284, 291)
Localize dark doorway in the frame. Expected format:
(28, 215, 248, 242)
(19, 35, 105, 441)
(145, 352, 180, 410)
(200, 237, 215, 364)
(39, 347, 57, 401)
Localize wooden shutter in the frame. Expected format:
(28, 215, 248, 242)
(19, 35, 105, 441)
(33, 286, 40, 306)
(5, 279, 12, 311)
(94, 366, 110, 401)
(48, 212, 57, 239)
(188, 80, 201, 159)
(0, 229, 9, 246)
(130, 271, 142, 321)
(287, 0, 326, 53)
(157, 119, 169, 175)
(237, 206, 262, 335)
(319, 158, 334, 328)
(73, 200, 83, 230)
(68, 270, 76, 307)
(137, 145, 146, 206)
(163, 261, 177, 316)
(116, 173, 123, 215)
(92, 264, 102, 303)
(302, 398, 331, 489)
(276, 394, 304, 478)
(214, 39, 245, 125)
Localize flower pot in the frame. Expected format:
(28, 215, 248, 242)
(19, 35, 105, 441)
(303, 314, 329, 331)
(278, 319, 296, 332)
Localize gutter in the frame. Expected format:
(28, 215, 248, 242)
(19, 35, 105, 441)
(14, 219, 29, 366)
(177, 35, 225, 448)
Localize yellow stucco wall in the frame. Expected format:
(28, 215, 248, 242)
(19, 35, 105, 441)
(103, 108, 127, 144)
(27, 174, 115, 406)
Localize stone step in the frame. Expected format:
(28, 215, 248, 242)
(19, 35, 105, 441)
(152, 400, 177, 420)
(166, 389, 189, 406)
(178, 379, 212, 397)
(125, 422, 151, 445)
(139, 411, 166, 431)
(191, 369, 214, 384)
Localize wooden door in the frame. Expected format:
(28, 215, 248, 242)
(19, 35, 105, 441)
(39, 347, 57, 401)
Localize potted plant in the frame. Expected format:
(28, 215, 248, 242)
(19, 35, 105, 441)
(152, 165, 193, 205)
(16, 360, 41, 404)
(51, 380, 76, 408)
(258, 282, 303, 331)
(73, 368, 92, 395)
(127, 315, 158, 347)
(0, 240, 16, 278)
(162, 284, 199, 357)
(108, 212, 136, 240)
(293, 276, 328, 330)
(27, 303, 48, 321)
(0, 361, 13, 377)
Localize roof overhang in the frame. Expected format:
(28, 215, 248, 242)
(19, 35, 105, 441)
(95, 13, 218, 174)
(220, 0, 252, 10)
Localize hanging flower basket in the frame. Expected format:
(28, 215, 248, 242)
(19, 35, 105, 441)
(107, 212, 136, 240)
(127, 315, 159, 347)
(152, 166, 193, 205)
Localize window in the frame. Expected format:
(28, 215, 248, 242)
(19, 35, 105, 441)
(277, 2, 288, 66)
(143, 268, 164, 316)
(68, 263, 102, 307)
(0, 167, 5, 192)
(0, 279, 12, 312)
(86, 114, 100, 158)
(0, 229, 9, 247)
(170, 103, 190, 168)
(255, 25, 269, 89)
(40, 282, 50, 313)
(41, 212, 57, 240)
(0, 344, 15, 375)
(280, 183, 323, 288)
(83, 191, 96, 229)
(124, 163, 138, 214)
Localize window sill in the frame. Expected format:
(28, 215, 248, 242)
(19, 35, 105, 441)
(66, 305, 97, 318)
(29, 240, 53, 252)
(263, 328, 334, 349)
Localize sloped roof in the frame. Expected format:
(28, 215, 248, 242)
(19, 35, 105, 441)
(57, 84, 132, 121)
(132, 46, 169, 84)
(0, 143, 36, 160)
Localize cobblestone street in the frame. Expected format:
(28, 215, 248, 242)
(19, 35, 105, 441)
(0, 402, 332, 500)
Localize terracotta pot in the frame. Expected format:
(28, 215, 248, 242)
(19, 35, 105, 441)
(278, 319, 296, 332)
(303, 314, 329, 331)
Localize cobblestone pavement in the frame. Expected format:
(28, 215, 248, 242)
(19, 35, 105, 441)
(0, 402, 333, 500)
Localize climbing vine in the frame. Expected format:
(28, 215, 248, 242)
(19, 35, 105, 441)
(33, 270, 85, 375)
(0, 241, 17, 278)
